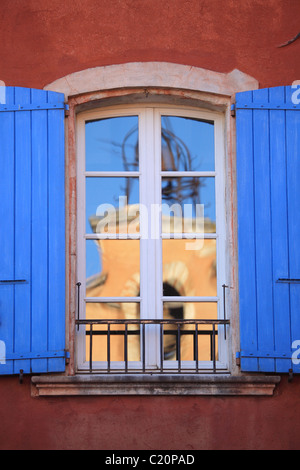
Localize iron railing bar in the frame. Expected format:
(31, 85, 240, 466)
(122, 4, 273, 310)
(124, 324, 128, 373)
(222, 284, 228, 340)
(160, 324, 164, 373)
(86, 330, 140, 336)
(175, 327, 179, 362)
(195, 324, 199, 373)
(142, 323, 146, 373)
(107, 324, 111, 373)
(177, 324, 181, 373)
(76, 319, 229, 325)
(76, 282, 81, 331)
(89, 324, 93, 373)
(84, 329, 219, 336)
(212, 324, 216, 373)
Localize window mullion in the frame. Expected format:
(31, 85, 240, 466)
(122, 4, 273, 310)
(154, 108, 163, 320)
(140, 108, 162, 367)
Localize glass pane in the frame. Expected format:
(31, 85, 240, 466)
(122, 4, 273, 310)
(162, 239, 217, 297)
(163, 302, 218, 361)
(85, 302, 141, 362)
(86, 240, 140, 297)
(161, 116, 215, 172)
(86, 177, 139, 235)
(161, 177, 216, 233)
(86, 116, 139, 171)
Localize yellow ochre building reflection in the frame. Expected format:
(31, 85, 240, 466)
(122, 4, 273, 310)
(85, 207, 218, 365)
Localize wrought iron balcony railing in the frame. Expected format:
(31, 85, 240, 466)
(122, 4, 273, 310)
(76, 318, 230, 374)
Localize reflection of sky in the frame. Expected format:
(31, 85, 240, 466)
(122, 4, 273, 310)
(161, 177, 215, 221)
(161, 116, 215, 223)
(86, 116, 139, 172)
(86, 177, 139, 234)
(85, 115, 216, 279)
(162, 116, 215, 171)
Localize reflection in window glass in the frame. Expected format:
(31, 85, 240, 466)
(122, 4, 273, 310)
(161, 177, 216, 233)
(161, 116, 215, 172)
(86, 240, 140, 298)
(86, 240, 102, 283)
(86, 116, 139, 172)
(86, 177, 139, 234)
(162, 239, 217, 297)
(163, 302, 218, 362)
(85, 302, 141, 363)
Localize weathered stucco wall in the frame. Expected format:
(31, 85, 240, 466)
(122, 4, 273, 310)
(0, 0, 299, 89)
(1, 375, 300, 450)
(0, 0, 300, 450)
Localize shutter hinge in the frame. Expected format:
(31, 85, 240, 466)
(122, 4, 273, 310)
(231, 104, 236, 117)
(64, 103, 70, 118)
(236, 351, 241, 367)
(65, 350, 70, 364)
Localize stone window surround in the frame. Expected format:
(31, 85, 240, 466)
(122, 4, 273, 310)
(31, 62, 281, 396)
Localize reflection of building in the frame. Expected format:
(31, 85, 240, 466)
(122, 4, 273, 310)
(86, 206, 217, 363)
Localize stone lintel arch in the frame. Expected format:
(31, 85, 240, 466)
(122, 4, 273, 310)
(44, 62, 258, 102)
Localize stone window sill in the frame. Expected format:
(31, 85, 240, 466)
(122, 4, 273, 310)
(31, 374, 281, 397)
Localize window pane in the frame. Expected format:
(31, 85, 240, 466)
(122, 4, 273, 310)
(161, 116, 215, 172)
(85, 302, 141, 362)
(163, 302, 218, 361)
(162, 239, 217, 297)
(161, 177, 216, 233)
(86, 240, 140, 298)
(86, 116, 139, 171)
(86, 177, 139, 235)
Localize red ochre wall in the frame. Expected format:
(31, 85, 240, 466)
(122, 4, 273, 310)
(1, 0, 299, 90)
(0, 375, 300, 450)
(1, 0, 300, 450)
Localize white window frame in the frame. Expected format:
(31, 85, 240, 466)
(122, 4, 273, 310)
(76, 103, 227, 373)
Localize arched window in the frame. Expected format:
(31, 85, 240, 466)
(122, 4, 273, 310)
(76, 103, 227, 372)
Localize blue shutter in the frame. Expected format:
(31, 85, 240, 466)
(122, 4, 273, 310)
(236, 86, 300, 373)
(0, 87, 67, 375)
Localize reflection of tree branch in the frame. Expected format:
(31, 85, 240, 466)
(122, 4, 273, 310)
(162, 178, 202, 207)
(122, 125, 139, 173)
(278, 32, 300, 48)
(162, 128, 192, 171)
(99, 118, 208, 207)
